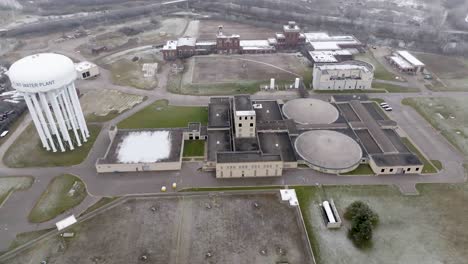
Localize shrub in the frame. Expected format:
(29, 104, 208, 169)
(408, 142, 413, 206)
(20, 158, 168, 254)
(345, 201, 379, 248)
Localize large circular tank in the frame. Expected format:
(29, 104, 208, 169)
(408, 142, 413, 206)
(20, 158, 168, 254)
(8, 53, 89, 153)
(282, 98, 339, 125)
(8, 53, 77, 93)
(295, 130, 362, 173)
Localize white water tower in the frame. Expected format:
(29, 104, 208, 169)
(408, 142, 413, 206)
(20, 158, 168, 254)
(8, 53, 89, 152)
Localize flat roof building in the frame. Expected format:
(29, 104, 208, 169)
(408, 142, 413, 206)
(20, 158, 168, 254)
(387, 50, 425, 74)
(96, 127, 184, 173)
(312, 60, 374, 90)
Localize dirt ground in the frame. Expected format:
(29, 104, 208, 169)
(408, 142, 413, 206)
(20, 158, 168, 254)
(198, 20, 276, 40)
(78, 89, 145, 117)
(3, 193, 313, 264)
(307, 184, 468, 264)
(107, 52, 161, 90)
(414, 52, 468, 91)
(186, 54, 308, 85)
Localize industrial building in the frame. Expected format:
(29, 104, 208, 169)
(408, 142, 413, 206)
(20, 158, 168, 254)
(162, 21, 308, 60)
(306, 50, 353, 65)
(387, 50, 425, 74)
(75, 61, 99, 80)
(97, 94, 424, 176)
(8, 53, 90, 152)
(312, 60, 374, 90)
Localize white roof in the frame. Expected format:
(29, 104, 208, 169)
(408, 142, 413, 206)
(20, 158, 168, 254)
(390, 56, 413, 69)
(240, 40, 274, 50)
(8, 53, 77, 93)
(310, 42, 340, 50)
(195, 41, 216, 46)
(240, 40, 270, 47)
(396, 50, 425, 67)
(177, 37, 196, 47)
(315, 63, 371, 73)
(275, 33, 285, 38)
(116, 131, 172, 163)
(236, 110, 256, 116)
(163, 40, 177, 50)
(75, 61, 97, 71)
(280, 189, 298, 207)
(56, 215, 77, 231)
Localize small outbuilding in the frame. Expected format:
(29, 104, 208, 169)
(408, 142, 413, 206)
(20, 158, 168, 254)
(75, 61, 99, 80)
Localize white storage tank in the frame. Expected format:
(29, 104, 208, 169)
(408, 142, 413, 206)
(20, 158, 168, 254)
(8, 53, 90, 152)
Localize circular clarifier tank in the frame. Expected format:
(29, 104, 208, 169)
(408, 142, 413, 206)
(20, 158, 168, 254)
(282, 98, 339, 125)
(295, 130, 362, 173)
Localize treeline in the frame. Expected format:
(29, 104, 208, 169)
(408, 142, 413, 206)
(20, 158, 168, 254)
(4, 2, 184, 37)
(192, 0, 468, 56)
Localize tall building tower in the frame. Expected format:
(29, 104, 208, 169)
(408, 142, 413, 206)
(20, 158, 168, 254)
(8, 53, 89, 152)
(233, 95, 256, 138)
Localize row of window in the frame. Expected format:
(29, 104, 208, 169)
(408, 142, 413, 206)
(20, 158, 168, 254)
(238, 123, 254, 127)
(222, 164, 279, 170)
(238, 116, 254, 120)
(380, 167, 420, 173)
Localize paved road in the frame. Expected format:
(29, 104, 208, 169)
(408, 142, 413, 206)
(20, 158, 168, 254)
(0, 44, 467, 252)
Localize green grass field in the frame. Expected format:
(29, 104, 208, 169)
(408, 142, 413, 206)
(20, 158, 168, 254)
(3, 125, 101, 168)
(118, 100, 208, 129)
(297, 183, 468, 264)
(372, 82, 420, 93)
(354, 53, 400, 81)
(8, 229, 54, 250)
(183, 140, 205, 157)
(28, 174, 87, 223)
(402, 97, 468, 157)
(0, 176, 34, 206)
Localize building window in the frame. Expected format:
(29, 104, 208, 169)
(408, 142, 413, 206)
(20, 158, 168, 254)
(238, 123, 242, 127)
(416, 167, 420, 171)
(245, 116, 248, 120)
(239, 117, 242, 120)
(390, 168, 394, 172)
(407, 168, 411, 172)
(250, 123, 253, 127)
(250, 116, 253, 120)
(381, 169, 385, 173)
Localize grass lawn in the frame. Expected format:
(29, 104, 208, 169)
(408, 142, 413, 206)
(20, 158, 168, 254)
(402, 97, 468, 157)
(79, 197, 119, 216)
(341, 164, 374, 176)
(372, 82, 420, 93)
(28, 174, 87, 223)
(0, 176, 34, 206)
(184, 82, 260, 95)
(183, 140, 205, 157)
(118, 99, 208, 129)
(401, 137, 438, 173)
(85, 110, 122, 123)
(109, 57, 159, 90)
(354, 53, 400, 81)
(8, 229, 54, 250)
(3, 125, 101, 168)
(414, 52, 468, 91)
(297, 183, 468, 264)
